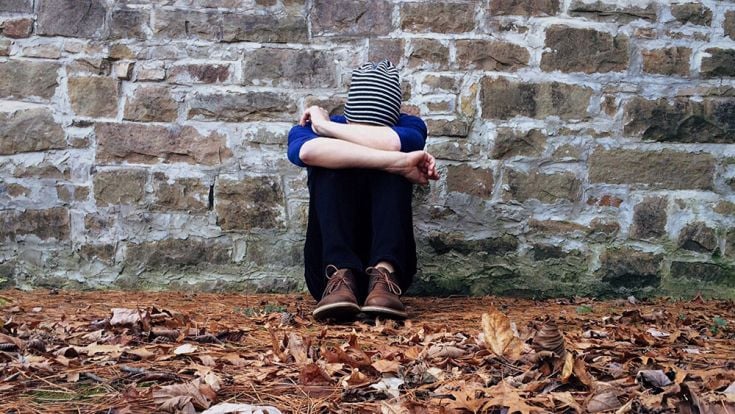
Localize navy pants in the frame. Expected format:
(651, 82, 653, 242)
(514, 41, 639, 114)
(304, 167, 417, 301)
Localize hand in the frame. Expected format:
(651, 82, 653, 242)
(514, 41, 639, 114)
(393, 151, 441, 185)
(299, 105, 330, 135)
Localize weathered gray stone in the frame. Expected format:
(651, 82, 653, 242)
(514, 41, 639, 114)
(631, 197, 667, 240)
(429, 233, 519, 255)
(541, 26, 629, 73)
(455, 40, 529, 71)
(642, 47, 691, 76)
(0, 108, 65, 155)
(152, 9, 221, 41)
(427, 140, 479, 161)
(311, 0, 393, 37)
(0, 39, 10, 56)
(0, 207, 70, 241)
(125, 239, 230, 269)
(0, 0, 32, 12)
(670, 261, 733, 286)
(529, 219, 588, 234)
(93, 169, 146, 206)
(701, 48, 735, 78)
(726, 230, 735, 259)
(421, 75, 460, 93)
(79, 244, 115, 264)
(588, 148, 715, 190)
(678, 222, 717, 253)
(0, 60, 59, 101)
(242, 49, 336, 88)
(37, 0, 107, 39)
(481, 78, 593, 120)
(221, 13, 308, 43)
(492, 128, 545, 159)
(96, 123, 232, 165)
(623, 97, 735, 143)
(368, 38, 404, 66)
(1, 18, 33, 38)
(671, 3, 712, 26)
(408, 39, 449, 69)
(568, 1, 656, 23)
(68, 77, 119, 118)
(168, 64, 231, 84)
(215, 176, 284, 231)
(124, 86, 178, 122)
(187, 92, 297, 122)
(152, 172, 209, 213)
(489, 0, 559, 16)
(725, 11, 735, 41)
(506, 169, 581, 203)
(109, 7, 148, 40)
(446, 165, 493, 198)
(401, 2, 475, 33)
(597, 248, 662, 289)
(426, 119, 470, 137)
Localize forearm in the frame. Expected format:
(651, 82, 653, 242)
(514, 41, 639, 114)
(314, 121, 401, 151)
(299, 137, 405, 170)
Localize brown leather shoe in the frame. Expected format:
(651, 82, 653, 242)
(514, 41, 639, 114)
(362, 266, 407, 319)
(312, 265, 361, 320)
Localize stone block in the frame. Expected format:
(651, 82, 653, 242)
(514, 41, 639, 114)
(109, 7, 149, 40)
(588, 148, 715, 190)
(303, 96, 346, 117)
(541, 26, 629, 73)
(428, 232, 519, 255)
(455, 40, 529, 71)
(400, 2, 475, 33)
(671, 3, 711, 26)
(446, 165, 493, 198)
(528, 219, 588, 234)
(5, 183, 29, 197)
(670, 261, 733, 286)
(68, 77, 119, 118)
(56, 184, 88, 202)
(168, 64, 231, 84)
(480, 77, 592, 120)
(187, 92, 296, 122)
(725, 11, 735, 40)
(568, 1, 656, 23)
(221, 13, 308, 43)
(506, 169, 581, 203)
(215, 176, 284, 231)
(242, 49, 336, 88)
(0, 39, 9, 56)
(109, 44, 135, 61)
(678, 222, 717, 253)
(124, 86, 178, 122)
(631, 197, 667, 240)
(137, 61, 166, 81)
(96, 123, 232, 165)
(113, 62, 134, 80)
(368, 38, 404, 66)
(0, 207, 70, 241)
(79, 244, 115, 264)
(421, 75, 460, 93)
(491, 128, 545, 159)
(726, 230, 735, 259)
(152, 173, 209, 213)
(0, 0, 32, 12)
(152, 9, 221, 41)
(489, 0, 559, 16)
(427, 140, 479, 161)
(408, 39, 449, 69)
(623, 97, 734, 143)
(93, 169, 147, 206)
(1, 18, 33, 38)
(597, 248, 662, 289)
(125, 239, 230, 269)
(426, 119, 470, 137)
(37, 0, 107, 39)
(311, 0, 393, 37)
(701, 48, 735, 78)
(0, 107, 65, 155)
(642, 47, 691, 76)
(0, 60, 59, 101)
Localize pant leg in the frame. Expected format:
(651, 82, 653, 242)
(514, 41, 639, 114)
(303, 167, 371, 300)
(365, 170, 417, 292)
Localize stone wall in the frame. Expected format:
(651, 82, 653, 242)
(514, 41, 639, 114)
(1, 0, 734, 298)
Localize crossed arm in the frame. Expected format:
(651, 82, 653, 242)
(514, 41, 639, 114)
(295, 106, 440, 185)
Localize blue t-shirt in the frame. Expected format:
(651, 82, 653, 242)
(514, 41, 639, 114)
(287, 114, 428, 167)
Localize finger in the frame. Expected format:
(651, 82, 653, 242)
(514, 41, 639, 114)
(298, 108, 311, 126)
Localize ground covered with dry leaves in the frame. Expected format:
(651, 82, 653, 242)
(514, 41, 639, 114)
(0, 290, 733, 414)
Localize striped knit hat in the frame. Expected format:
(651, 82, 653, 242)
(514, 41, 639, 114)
(344, 60, 402, 126)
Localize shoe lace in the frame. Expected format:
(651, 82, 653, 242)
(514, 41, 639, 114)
(322, 265, 350, 297)
(368, 267, 402, 295)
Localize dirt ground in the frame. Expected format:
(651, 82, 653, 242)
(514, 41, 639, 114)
(0, 290, 733, 413)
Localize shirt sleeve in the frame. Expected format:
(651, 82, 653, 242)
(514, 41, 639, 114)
(287, 123, 318, 168)
(391, 114, 428, 152)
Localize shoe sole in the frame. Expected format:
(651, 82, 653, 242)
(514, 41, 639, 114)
(312, 301, 361, 320)
(361, 305, 408, 319)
